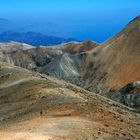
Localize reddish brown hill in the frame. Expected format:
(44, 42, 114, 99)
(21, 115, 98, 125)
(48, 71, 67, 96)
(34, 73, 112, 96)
(83, 15, 140, 93)
(58, 40, 98, 54)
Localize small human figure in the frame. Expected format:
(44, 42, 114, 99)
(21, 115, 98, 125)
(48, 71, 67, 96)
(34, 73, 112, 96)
(40, 110, 43, 117)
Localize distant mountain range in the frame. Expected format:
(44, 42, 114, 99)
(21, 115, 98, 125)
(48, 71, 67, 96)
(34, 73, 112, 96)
(0, 18, 68, 36)
(0, 31, 77, 46)
(0, 18, 15, 32)
(0, 18, 77, 46)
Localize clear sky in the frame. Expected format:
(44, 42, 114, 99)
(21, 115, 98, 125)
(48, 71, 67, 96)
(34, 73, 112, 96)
(0, 0, 140, 42)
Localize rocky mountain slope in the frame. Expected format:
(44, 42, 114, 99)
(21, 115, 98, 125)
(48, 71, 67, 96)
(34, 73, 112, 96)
(102, 81, 140, 110)
(58, 40, 98, 54)
(0, 62, 140, 140)
(0, 42, 33, 63)
(83, 15, 140, 93)
(0, 42, 33, 52)
(0, 41, 97, 85)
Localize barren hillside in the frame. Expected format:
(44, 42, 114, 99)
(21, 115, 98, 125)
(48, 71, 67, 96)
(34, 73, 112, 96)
(0, 62, 140, 140)
(0, 41, 97, 84)
(83, 15, 140, 93)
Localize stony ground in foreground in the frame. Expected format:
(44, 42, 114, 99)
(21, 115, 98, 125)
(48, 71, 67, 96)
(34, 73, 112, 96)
(0, 63, 140, 140)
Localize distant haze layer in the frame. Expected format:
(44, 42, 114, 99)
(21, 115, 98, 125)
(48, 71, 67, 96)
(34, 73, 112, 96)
(0, 0, 140, 42)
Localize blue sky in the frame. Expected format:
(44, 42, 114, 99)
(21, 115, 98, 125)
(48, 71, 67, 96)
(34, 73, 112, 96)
(0, 0, 139, 13)
(0, 0, 140, 42)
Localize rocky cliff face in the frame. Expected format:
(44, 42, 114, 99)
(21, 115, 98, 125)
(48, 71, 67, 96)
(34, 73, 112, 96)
(120, 81, 140, 108)
(102, 81, 140, 111)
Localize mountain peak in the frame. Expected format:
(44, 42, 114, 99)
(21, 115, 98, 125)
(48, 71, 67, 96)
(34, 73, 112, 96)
(131, 15, 140, 21)
(128, 15, 140, 25)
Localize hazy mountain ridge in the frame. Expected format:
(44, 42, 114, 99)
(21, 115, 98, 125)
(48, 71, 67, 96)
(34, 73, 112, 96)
(0, 18, 16, 32)
(0, 18, 78, 46)
(0, 31, 77, 46)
